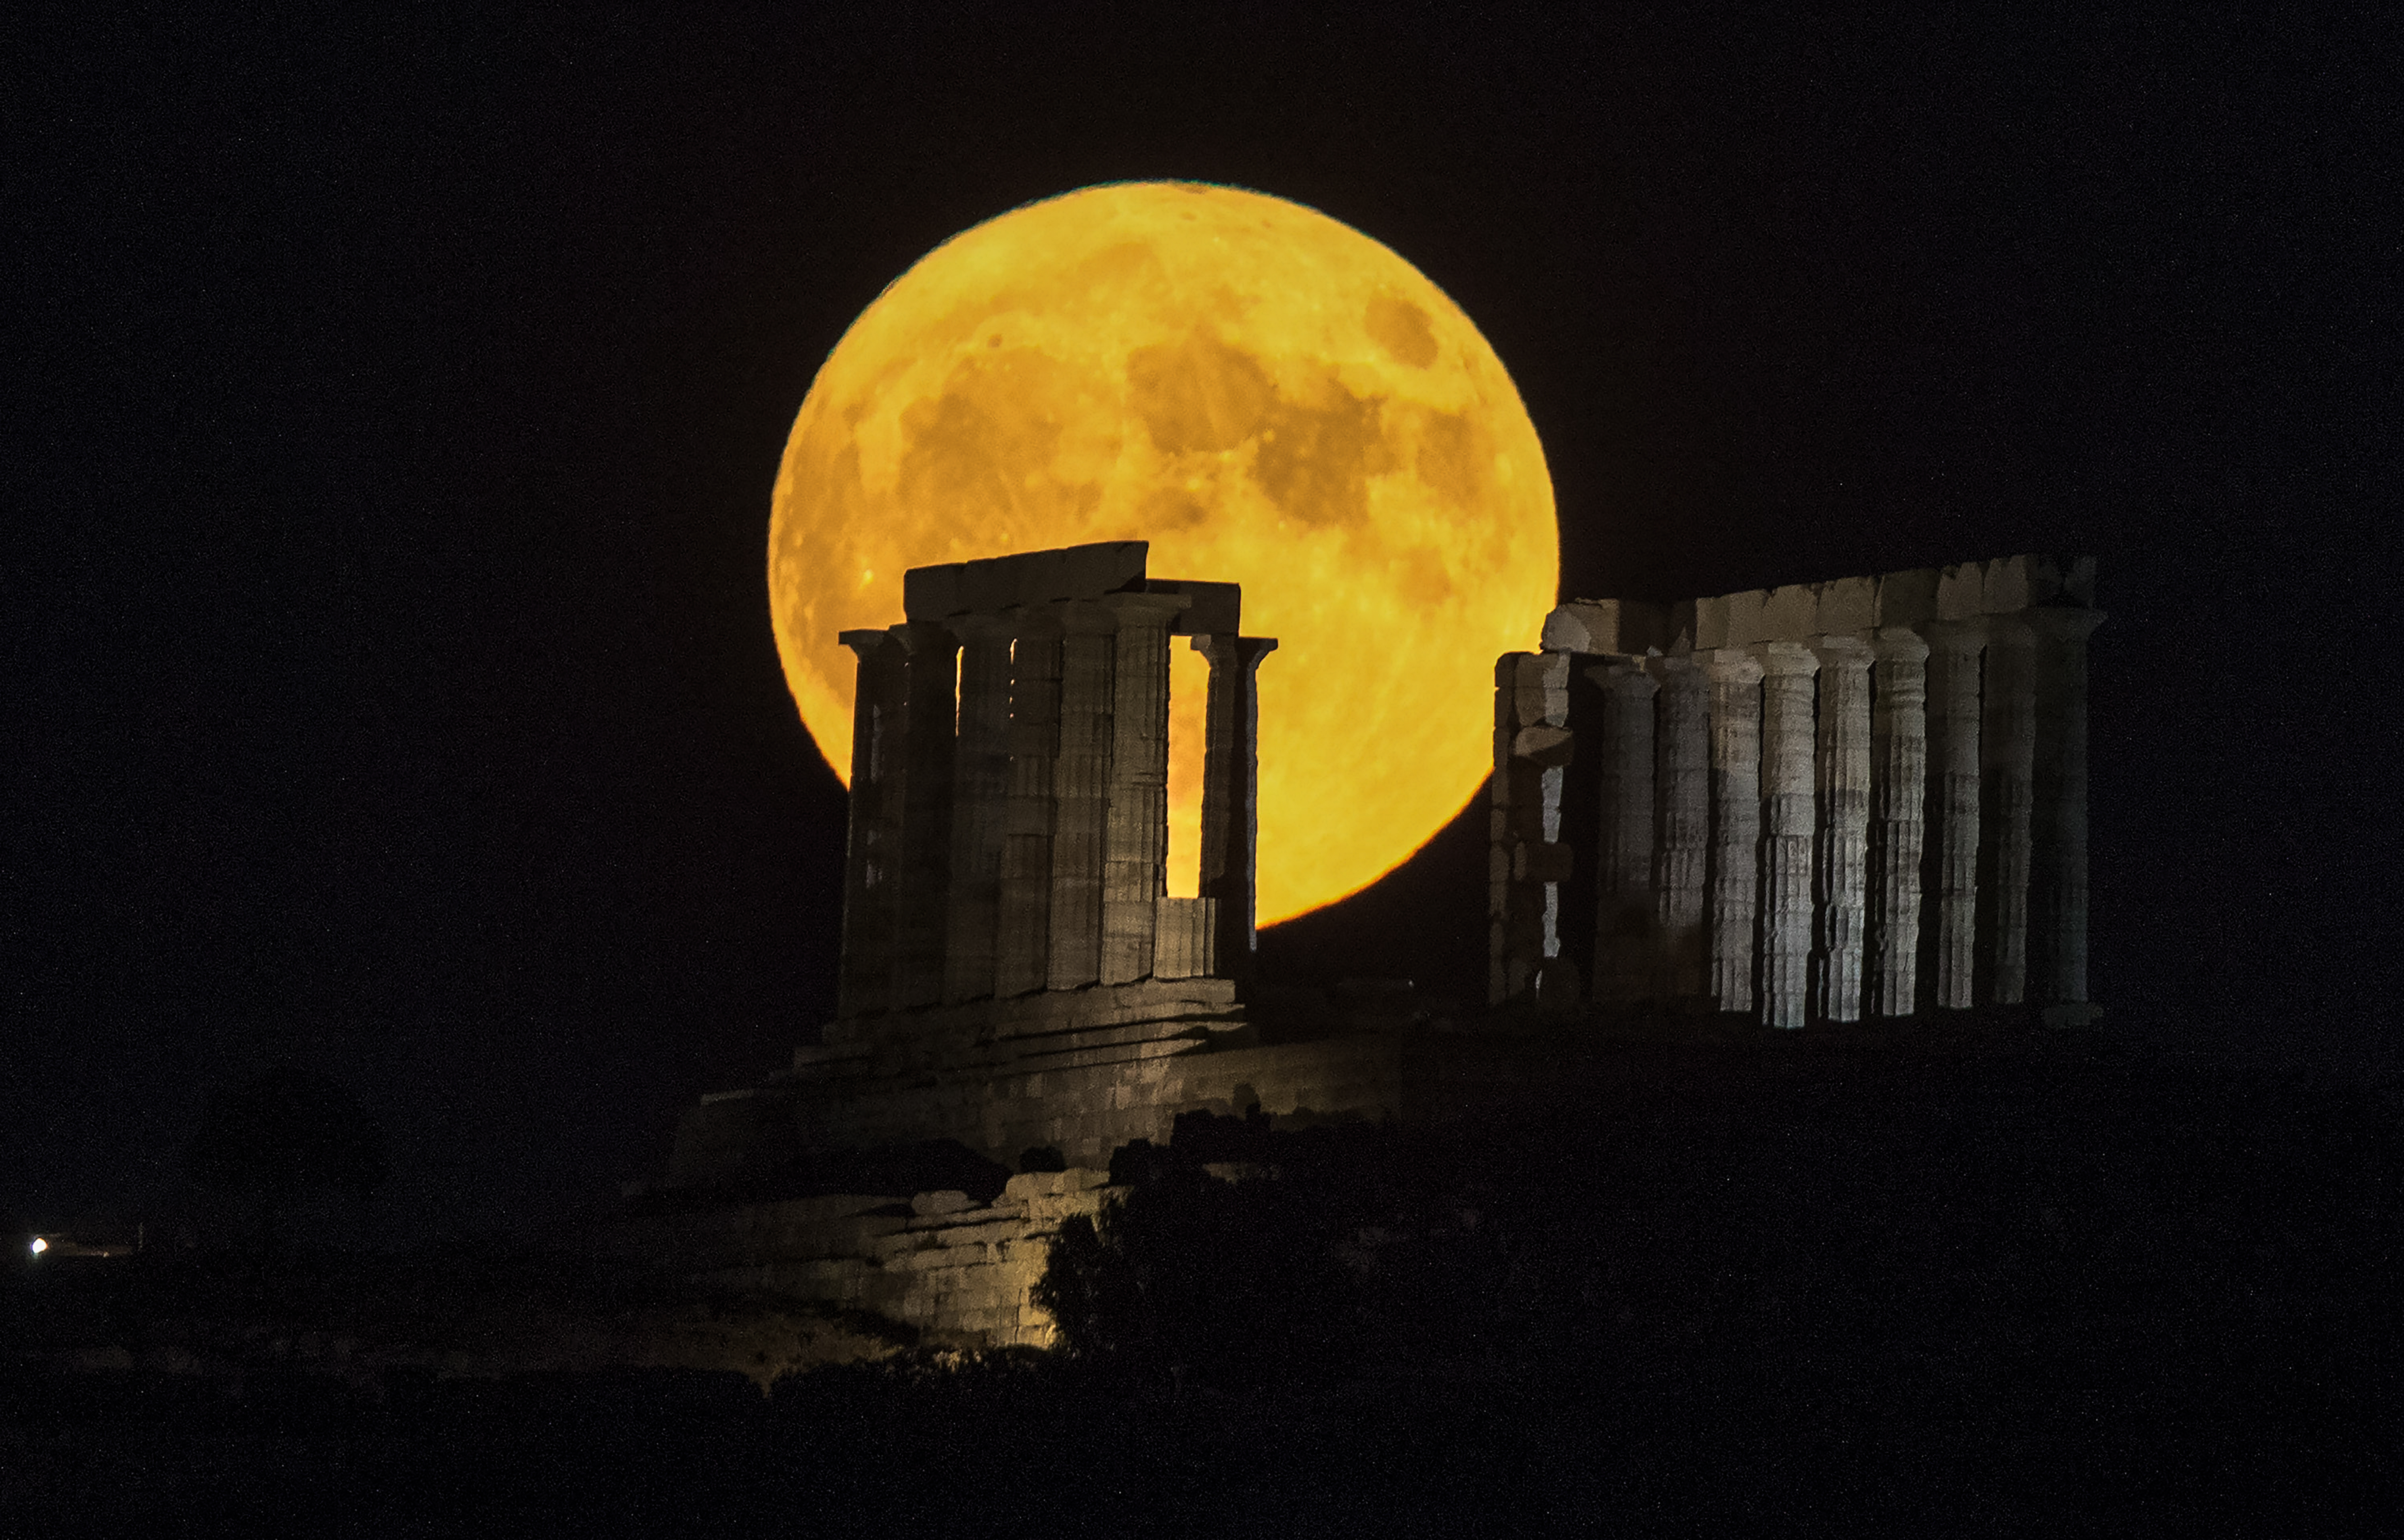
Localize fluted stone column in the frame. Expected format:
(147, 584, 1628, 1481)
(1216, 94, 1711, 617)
(1653, 656, 1711, 1006)
(1810, 635, 1875, 1023)
(1756, 642, 1820, 1029)
(836, 629, 907, 1018)
(1920, 619, 1985, 1011)
(994, 608, 1063, 998)
(2029, 606, 2104, 1010)
(1196, 634, 1278, 980)
(890, 621, 960, 1010)
(943, 614, 1015, 1005)
(1099, 591, 1188, 986)
(1867, 626, 1930, 1017)
(1705, 650, 1764, 1014)
(1976, 615, 2036, 1006)
(1047, 601, 1117, 992)
(1593, 660, 1659, 1008)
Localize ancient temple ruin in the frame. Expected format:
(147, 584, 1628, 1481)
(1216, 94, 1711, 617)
(1490, 555, 2102, 1030)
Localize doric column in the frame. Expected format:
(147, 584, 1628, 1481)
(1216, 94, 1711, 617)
(1919, 619, 1985, 1011)
(942, 614, 1015, 1005)
(2029, 606, 2104, 1010)
(836, 629, 907, 1018)
(890, 621, 959, 1010)
(1705, 650, 1764, 1014)
(994, 608, 1062, 999)
(1592, 660, 1659, 1008)
(1196, 634, 1278, 981)
(1810, 635, 1875, 1023)
(1653, 656, 1711, 1006)
(1047, 601, 1118, 992)
(1867, 626, 1931, 1017)
(1976, 614, 2037, 1005)
(1099, 590, 1188, 986)
(1756, 641, 1820, 1029)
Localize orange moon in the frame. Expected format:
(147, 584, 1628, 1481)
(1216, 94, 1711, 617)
(770, 182, 1557, 924)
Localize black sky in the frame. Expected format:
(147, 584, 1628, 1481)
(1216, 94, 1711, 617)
(7, 4, 2394, 1240)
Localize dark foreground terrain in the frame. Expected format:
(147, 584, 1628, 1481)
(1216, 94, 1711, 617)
(8, 1032, 2398, 1536)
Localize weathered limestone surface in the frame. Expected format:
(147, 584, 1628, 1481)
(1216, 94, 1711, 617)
(1490, 652, 1575, 1008)
(1706, 650, 1764, 1014)
(1194, 634, 1277, 982)
(943, 615, 1015, 1005)
(893, 622, 960, 1010)
(1099, 591, 1187, 986)
(2029, 606, 2104, 1009)
(1810, 636, 1875, 1023)
(1652, 656, 1710, 1005)
(1976, 615, 2037, 1006)
(1757, 642, 1820, 1029)
(837, 631, 906, 1019)
(1593, 661, 1659, 1008)
(1920, 619, 1985, 1011)
(1868, 626, 1930, 1017)
(1047, 602, 1118, 993)
(995, 609, 1063, 999)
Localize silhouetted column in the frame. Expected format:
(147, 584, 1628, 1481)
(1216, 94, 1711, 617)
(1099, 590, 1188, 985)
(1977, 615, 2037, 1005)
(1653, 656, 1710, 1006)
(1705, 650, 1764, 1014)
(2029, 606, 2104, 1010)
(1757, 642, 1820, 1029)
(1593, 660, 1658, 1008)
(1810, 635, 1875, 1023)
(1920, 619, 1985, 1010)
(1867, 626, 1931, 1017)
(1047, 601, 1117, 992)
(1196, 634, 1277, 981)
(836, 629, 906, 1018)
(943, 614, 1014, 1005)
(994, 608, 1062, 998)
(891, 621, 959, 1010)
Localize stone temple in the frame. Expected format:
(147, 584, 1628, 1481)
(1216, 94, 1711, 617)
(627, 543, 2102, 1347)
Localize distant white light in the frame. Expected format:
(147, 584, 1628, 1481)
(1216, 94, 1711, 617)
(29, 1237, 47, 1256)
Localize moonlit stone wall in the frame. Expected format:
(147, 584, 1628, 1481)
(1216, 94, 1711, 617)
(1491, 555, 2102, 1028)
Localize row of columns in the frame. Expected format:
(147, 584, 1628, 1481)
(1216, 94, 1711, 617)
(1492, 605, 2101, 1026)
(837, 596, 1276, 1018)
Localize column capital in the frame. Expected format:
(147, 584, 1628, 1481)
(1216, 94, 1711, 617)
(1003, 603, 1064, 640)
(1705, 647, 1764, 685)
(1191, 633, 1279, 666)
(948, 611, 1016, 645)
(1810, 633, 1877, 669)
(1872, 624, 1932, 664)
(889, 618, 961, 654)
(1055, 598, 1120, 637)
(1587, 658, 1660, 697)
(1983, 612, 2036, 648)
(1920, 616, 1990, 655)
(839, 627, 901, 657)
(1099, 589, 1191, 628)
(1755, 639, 1821, 676)
(2025, 605, 2106, 641)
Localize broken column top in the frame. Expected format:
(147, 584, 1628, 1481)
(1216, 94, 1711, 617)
(899, 541, 1239, 635)
(1542, 554, 2099, 656)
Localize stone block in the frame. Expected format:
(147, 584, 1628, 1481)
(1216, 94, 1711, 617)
(1541, 600, 1669, 656)
(1512, 652, 1571, 727)
(1874, 568, 1940, 626)
(911, 1190, 975, 1217)
(1812, 575, 1877, 635)
(1935, 562, 1986, 620)
(1760, 584, 1818, 640)
(1719, 589, 1772, 646)
(1511, 724, 1575, 767)
(1154, 578, 1240, 635)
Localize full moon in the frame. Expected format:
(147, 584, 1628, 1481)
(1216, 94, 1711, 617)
(770, 182, 1557, 924)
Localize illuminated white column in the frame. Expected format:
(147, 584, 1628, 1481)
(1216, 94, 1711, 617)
(1593, 660, 1659, 1007)
(1047, 601, 1117, 992)
(1756, 641, 1820, 1029)
(1810, 635, 1874, 1023)
(1705, 650, 1764, 1014)
(836, 629, 906, 1018)
(1653, 656, 1711, 1006)
(1976, 614, 2037, 1006)
(2030, 606, 2104, 1009)
(1099, 591, 1187, 985)
(943, 614, 1015, 1005)
(994, 608, 1062, 999)
(891, 621, 960, 1010)
(1867, 626, 1930, 1017)
(1920, 619, 1985, 1011)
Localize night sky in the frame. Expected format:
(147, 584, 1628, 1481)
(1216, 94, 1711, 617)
(8, 6, 2391, 1241)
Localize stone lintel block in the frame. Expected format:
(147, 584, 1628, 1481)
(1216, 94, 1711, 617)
(1812, 576, 1879, 635)
(1513, 652, 1571, 727)
(1873, 568, 1940, 627)
(1542, 599, 1668, 656)
(1511, 724, 1575, 767)
(905, 541, 1152, 619)
(1760, 583, 1819, 640)
(1151, 579, 1240, 635)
